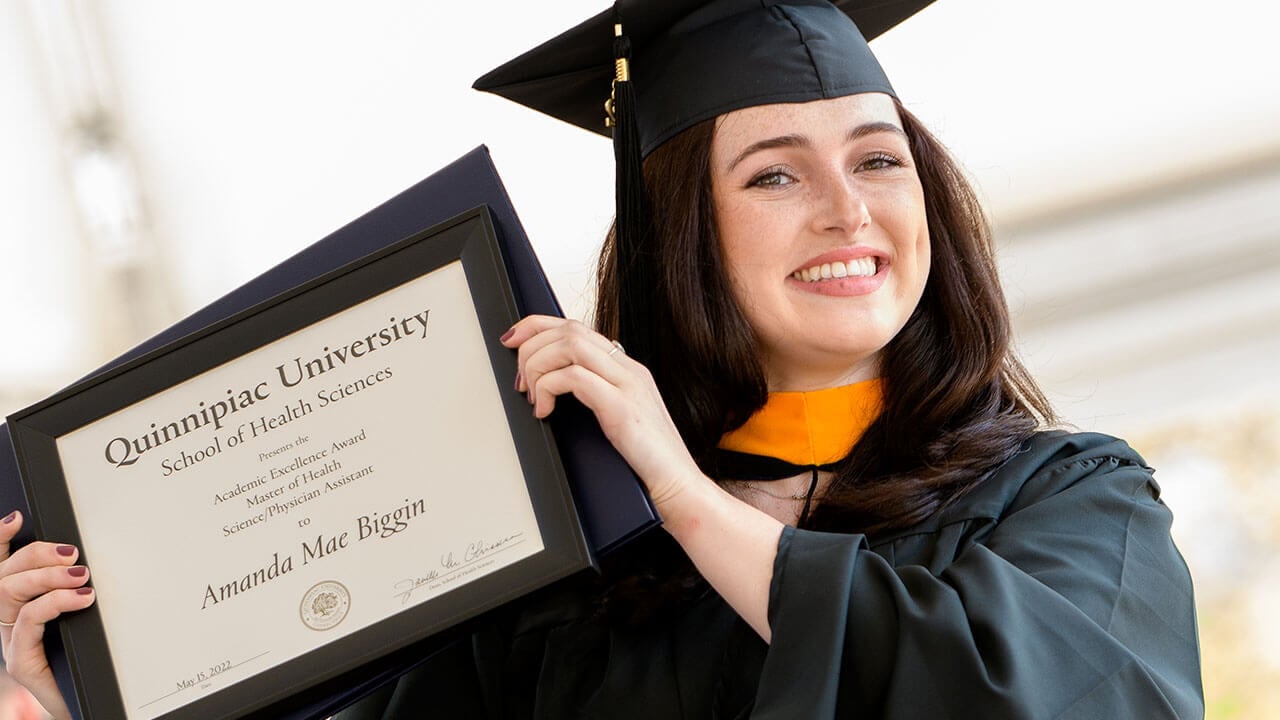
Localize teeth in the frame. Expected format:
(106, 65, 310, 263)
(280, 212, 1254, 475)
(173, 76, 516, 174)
(791, 258, 879, 282)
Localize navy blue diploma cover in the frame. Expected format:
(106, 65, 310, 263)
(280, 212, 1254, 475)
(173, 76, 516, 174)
(0, 147, 658, 718)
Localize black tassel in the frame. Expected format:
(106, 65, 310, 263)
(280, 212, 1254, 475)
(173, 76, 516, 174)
(609, 24, 654, 366)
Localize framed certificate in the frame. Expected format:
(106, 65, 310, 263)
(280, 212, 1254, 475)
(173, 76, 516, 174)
(7, 206, 592, 719)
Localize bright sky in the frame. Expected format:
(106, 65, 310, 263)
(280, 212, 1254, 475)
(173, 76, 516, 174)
(1, 0, 1278, 394)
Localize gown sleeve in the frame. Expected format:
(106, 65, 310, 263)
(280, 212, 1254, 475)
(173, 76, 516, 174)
(752, 433, 1203, 719)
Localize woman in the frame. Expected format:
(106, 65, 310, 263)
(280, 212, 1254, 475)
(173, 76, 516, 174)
(1, 1, 1203, 717)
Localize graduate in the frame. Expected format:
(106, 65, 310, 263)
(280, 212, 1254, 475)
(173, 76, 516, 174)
(0, 1, 1203, 717)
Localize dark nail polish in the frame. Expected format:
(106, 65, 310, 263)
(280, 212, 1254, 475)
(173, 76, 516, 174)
(76, 587, 93, 595)
(500, 327, 516, 342)
(2, 511, 15, 524)
(514, 371, 523, 391)
(56, 545, 76, 557)
(68, 566, 87, 578)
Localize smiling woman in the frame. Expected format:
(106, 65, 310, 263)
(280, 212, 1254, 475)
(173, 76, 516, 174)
(710, 94, 930, 390)
(0, 1, 1204, 718)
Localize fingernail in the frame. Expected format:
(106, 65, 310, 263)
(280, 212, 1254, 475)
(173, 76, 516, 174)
(2, 511, 15, 524)
(76, 587, 93, 596)
(500, 327, 516, 342)
(514, 370, 523, 391)
(68, 566, 87, 578)
(56, 545, 76, 557)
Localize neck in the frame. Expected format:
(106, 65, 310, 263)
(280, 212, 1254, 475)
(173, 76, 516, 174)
(763, 354, 880, 392)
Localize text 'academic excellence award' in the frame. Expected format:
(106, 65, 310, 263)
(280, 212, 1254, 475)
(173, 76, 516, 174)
(8, 209, 589, 719)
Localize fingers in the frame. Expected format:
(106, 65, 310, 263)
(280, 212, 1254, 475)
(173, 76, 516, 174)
(500, 315, 658, 443)
(1, 541, 79, 579)
(498, 316, 707, 503)
(4, 586, 94, 720)
(529, 363, 620, 420)
(0, 540, 85, 641)
(503, 316, 620, 367)
(0, 565, 91, 624)
(503, 316, 630, 399)
(5, 587, 96, 655)
(500, 314, 578, 348)
(0, 511, 94, 720)
(0, 510, 23, 562)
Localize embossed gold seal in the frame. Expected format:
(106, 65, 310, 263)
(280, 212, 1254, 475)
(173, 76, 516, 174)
(299, 580, 351, 631)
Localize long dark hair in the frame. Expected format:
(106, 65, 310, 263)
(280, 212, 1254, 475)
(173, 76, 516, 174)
(595, 99, 1055, 538)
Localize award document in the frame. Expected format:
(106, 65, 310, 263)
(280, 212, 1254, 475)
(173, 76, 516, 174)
(7, 207, 591, 719)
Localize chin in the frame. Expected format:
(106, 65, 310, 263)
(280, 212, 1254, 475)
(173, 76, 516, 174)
(765, 340, 886, 387)
(813, 323, 899, 358)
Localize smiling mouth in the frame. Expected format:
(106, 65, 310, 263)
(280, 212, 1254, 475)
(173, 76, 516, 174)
(791, 257, 880, 282)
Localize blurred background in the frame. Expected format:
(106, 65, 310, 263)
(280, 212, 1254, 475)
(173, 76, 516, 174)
(1, 0, 1276, 716)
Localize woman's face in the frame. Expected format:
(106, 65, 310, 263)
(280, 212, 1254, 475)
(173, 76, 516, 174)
(710, 92, 930, 390)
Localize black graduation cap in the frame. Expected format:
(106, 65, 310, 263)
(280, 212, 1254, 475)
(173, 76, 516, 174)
(474, 0, 933, 155)
(474, 0, 934, 363)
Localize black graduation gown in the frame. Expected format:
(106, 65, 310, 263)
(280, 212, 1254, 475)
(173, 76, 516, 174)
(337, 431, 1203, 719)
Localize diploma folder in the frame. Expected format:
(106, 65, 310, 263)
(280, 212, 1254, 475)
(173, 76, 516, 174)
(0, 147, 658, 718)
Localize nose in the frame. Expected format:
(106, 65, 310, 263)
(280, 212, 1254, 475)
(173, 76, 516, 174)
(811, 170, 871, 237)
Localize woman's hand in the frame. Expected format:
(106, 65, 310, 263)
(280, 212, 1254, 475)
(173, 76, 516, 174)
(499, 313, 716, 504)
(502, 315, 707, 508)
(501, 315, 786, 641)
(0, 510, 93, 720)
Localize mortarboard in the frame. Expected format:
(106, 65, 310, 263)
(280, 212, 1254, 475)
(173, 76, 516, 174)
(475, 0, 934, 366)
(474, 0, 934, 156)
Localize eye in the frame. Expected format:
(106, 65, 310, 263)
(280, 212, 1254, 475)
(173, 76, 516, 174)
(747, 166, 796, 188)
(858, 152, 906, 172)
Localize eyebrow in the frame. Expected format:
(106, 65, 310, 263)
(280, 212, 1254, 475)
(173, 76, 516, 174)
(725, 121, 907, 173)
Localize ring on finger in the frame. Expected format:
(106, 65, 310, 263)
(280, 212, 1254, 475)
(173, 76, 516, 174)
(607, 340, 625, 358)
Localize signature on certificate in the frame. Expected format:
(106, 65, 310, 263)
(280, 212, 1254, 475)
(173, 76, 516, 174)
(392, 570, 440, 605)
(391, 532, 525, 605)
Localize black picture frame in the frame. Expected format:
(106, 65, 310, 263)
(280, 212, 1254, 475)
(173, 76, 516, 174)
(7, 206, 591, 720)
